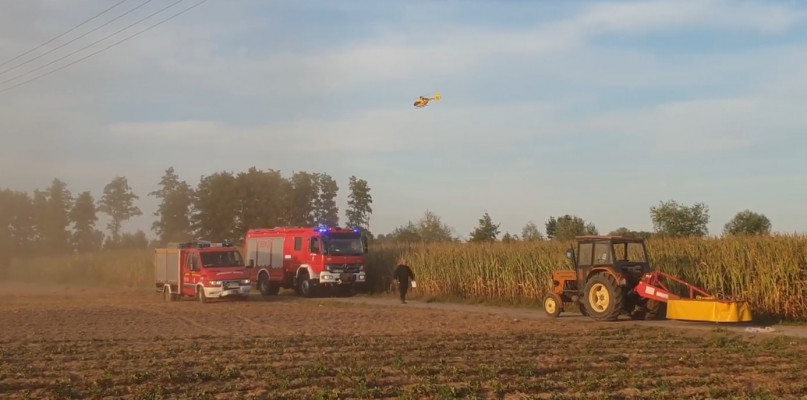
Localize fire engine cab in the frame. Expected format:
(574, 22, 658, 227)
(243, 226, 368, 297)
(154, 240, 251, 303)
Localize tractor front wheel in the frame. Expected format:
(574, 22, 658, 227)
(542, 293, 563, 317)
(583, 273, 624, 321)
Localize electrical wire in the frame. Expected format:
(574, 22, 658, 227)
(0, 0, 156, 77)
(0, 0, 187, 87)
(0, 0, 210, 95)
(0, 0, 131, 68)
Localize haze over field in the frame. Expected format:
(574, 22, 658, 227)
(2, 0, 807, 239)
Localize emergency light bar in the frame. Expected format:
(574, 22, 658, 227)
(314, 226, 362, 233)
(178, 240, 233, 249)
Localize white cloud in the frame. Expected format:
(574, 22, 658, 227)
(573, 0, 803, 35)
(123, 0, 807, 99)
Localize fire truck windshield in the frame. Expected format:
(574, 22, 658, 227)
(200, 251, 244, 268)
(323, 236, 364, 256)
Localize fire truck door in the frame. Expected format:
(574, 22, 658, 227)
(309, 237, 321, 261)
(183, 252, 200, 294)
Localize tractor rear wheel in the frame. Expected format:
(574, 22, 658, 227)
(583, 273, 624, 321)
(542, 293, 562, 317)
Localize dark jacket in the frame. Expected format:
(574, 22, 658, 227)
(394, 264, 414, 283)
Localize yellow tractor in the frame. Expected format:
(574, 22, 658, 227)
(542, 235, 752, 323)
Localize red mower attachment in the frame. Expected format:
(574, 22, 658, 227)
(634, 271, 752, 323)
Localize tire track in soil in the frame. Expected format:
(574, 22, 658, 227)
(235, 314, 270, 330)
(130, 303, 231, 336)
(311, 295, 807, 339)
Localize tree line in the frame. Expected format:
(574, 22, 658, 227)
(0, 167, 373, 265)
(376, 200, 773, 244)
(1, 165, 776, 266)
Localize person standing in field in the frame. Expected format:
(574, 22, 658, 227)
(394, 257, 415, 304)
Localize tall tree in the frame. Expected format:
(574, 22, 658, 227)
(546, 215, 597, 240)
(69, 191, 103, 252)
(521, 221, 544, 241)
(0, 189, 36, 264)
(417, 210, 457, 242)
(287, 171, 318, 226)
(149, 167, 193, 245)
(36, 179, 73, 254)
(387, 221, 422, 243)
(98, 176, 142, 245)
(608, 227, 653, 239)
(501, 232, 518, 242)
(723, 210, 771, 236)
(116, 230, 149, 249)
(468, 212, 500, 242)
(386, 210, 457, 243)
(191, 171, 240, 240)
(345, 176, 373, 232)
(234, 167, 289, 233)
(313, 173, 339, 227)
(649, 200, 710, 237)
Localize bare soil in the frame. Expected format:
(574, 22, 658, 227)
(2, 283, 807, 399)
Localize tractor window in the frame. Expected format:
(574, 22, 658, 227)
(613, 242, 647, 262)
(578, 243, 593, 266)
(613, 244, 628, 261)
(594, 243, 611, 264)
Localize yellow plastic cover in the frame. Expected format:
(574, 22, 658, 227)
(666, 299, 753, 323)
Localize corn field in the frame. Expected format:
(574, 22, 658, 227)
(4, 235, 807, 321)
(364, 235, 807, 322)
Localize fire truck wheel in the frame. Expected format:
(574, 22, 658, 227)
(197, 287, 207, 303)
(298, 272, 315, 298)
(258, 274, 279, 296)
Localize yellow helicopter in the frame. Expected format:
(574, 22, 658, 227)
(413, 92, 441, 108)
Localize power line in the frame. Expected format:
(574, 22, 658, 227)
(0, 0, 187, 87)
(0, 0, 156, 77)
(0, 0, 210, 95)
(0, 0, 131, 68)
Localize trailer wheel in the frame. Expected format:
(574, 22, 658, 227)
(197, 287, 207, 303)
(542, 293, 562, 317)
(583, 273, 624, 321)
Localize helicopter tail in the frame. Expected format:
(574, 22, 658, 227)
(434, 92, 442, 101)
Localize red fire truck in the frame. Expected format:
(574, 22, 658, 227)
(154, 240, 252, 303)
(243, 226, 368, 297)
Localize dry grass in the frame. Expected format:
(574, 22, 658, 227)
(5, 234, 807, 321)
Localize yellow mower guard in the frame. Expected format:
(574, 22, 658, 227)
(666, 298, 753, 323)
(635, 271, 754, 323)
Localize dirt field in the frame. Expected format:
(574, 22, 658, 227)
(2, 283, 807, 399)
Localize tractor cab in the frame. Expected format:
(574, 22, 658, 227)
(544, 235, 657, 321)
(566, 235, 651, 289)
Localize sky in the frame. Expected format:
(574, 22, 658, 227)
(1, 0, 807, 241)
